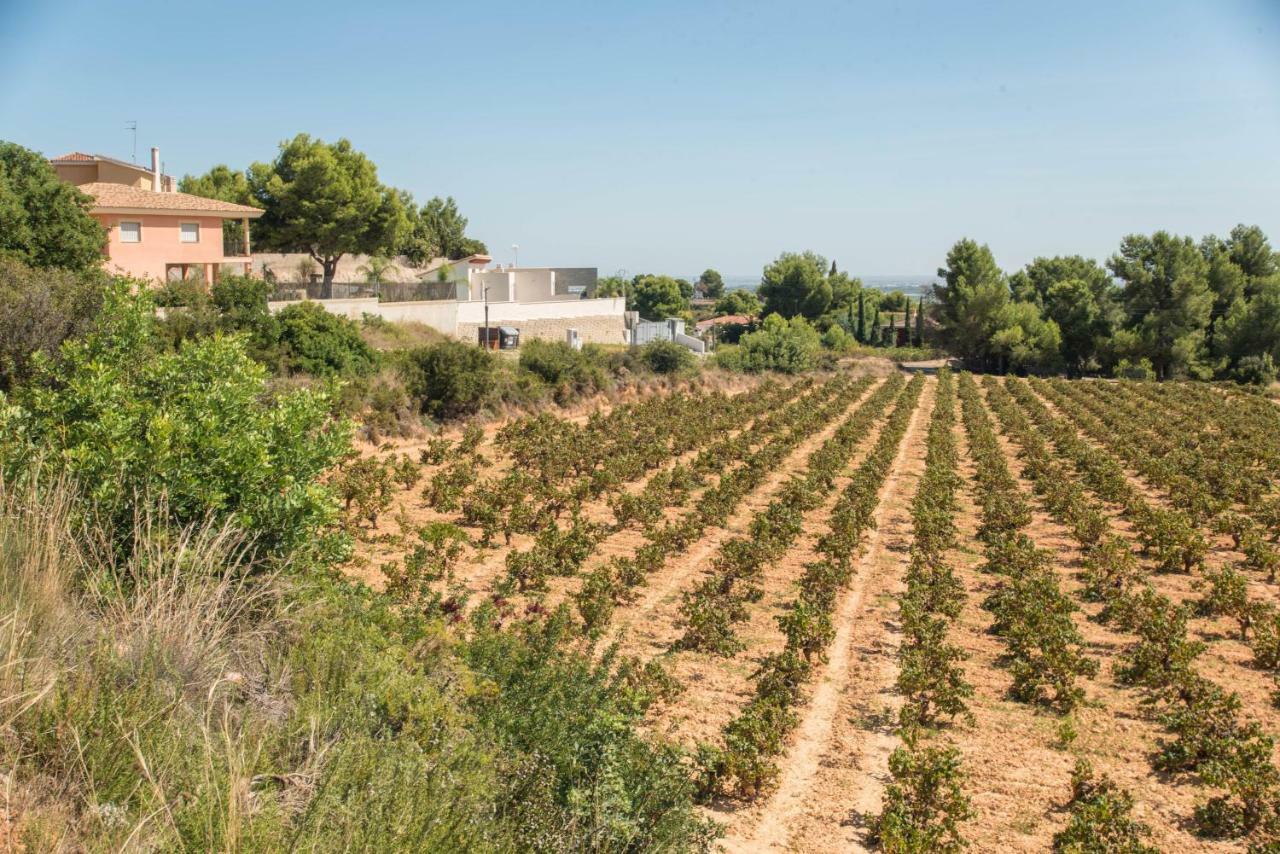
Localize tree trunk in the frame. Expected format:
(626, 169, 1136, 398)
(322, 257, 340, 288)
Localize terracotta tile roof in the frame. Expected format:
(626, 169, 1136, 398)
(52, 151, 96, 162)
(695, 314, 752, 332)
(80, 182, 263, 216)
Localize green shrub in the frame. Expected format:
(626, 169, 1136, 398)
(8, 281, 350, 559)
(821, 323, 857, 352)
(518, 339, 611, 398)
(737, 314, 822, 373)
(401, 339, 496, 419)
(1053, 759, 1156, 853)
(1231, 353, 1277, 387)
(713, 343, 745, 372)
(276, 301, 378, 376)
(871, 737, 974, 853)
(0, 256, 106, 391)
(639, 339, 696, 374)
(1113, 358, 1157, 381)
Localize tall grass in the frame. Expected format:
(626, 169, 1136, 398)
(0, 476, 289, 850)
(0, 477, 716, 851)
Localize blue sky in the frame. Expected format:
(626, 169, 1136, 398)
(2, 0, 1278, 278)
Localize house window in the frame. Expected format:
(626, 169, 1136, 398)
(179, 222, 200, 243)
(119, 221, 141, 243)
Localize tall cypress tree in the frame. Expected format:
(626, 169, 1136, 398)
(856, 291, 866, 342)
(915, 297, 925, 346)
(904, 301, 912, 343)
(870, 304, 880, 346)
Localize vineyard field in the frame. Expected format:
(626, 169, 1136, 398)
(340, 370, 1280, 852)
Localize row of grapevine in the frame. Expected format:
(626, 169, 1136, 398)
(697, 374, 925, 799)
(676, 374, 908, 656)
(957, 373, 1097, 711)
(990, 377, 1280, 844)
(873, 369, 976, 854)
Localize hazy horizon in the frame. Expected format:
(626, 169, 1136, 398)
(3, 0, 1277, 276)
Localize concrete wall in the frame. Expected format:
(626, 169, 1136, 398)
(471, 270, 512, 302)
(512, 269, 555, 302)
(458, 315, 624, 345)
(265, 295, 626, 345)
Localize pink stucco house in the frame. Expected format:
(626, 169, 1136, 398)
(50, 149, 262, 284)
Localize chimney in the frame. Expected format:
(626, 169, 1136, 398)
(150, 147, 161, 191)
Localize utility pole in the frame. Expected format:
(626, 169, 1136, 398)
(483, 284, 490, 349)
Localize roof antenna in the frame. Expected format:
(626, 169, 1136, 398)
(126, 120, 137, 162)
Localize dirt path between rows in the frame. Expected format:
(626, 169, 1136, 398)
(714, 376, 935, 852)
(645, 380, 898, 749)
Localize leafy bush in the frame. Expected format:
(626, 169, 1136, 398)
(736, 314, 822, 373)
(1113, 357, 1157, 380)
(1053, 759, 1156, 853)
(871, 737, 974, 853)
(401, 339, 496, 419)
(7, 281, 349, 559)
(821, 323, 857, 352)
(1231, 353, 1277, 386)
(639, 339, 696, 374)
(0, 256, 105, 391)
(276, 301, 378, 376)
(518, 339, 611, 398)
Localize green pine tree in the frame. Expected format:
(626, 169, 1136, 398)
(856, 291, 866, 343)
(915, 297, 925, 347)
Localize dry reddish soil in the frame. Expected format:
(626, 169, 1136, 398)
(336, 372, 1274, 852)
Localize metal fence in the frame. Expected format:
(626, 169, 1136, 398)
(268, 280, 458, 303)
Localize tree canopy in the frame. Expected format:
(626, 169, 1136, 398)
(925, 224, 1280, 382)
(1108, 231, 1213, 379)
(246, 134, 407, 285)
(714, 289, 761, 317)
(696, 269, 725, 299)
(630, 274, 689, 320)
(933, 239, 1009, 365)
(758, 251, 832, 319)
(403, 196, 488, 264)
(0, 141, 105, 273)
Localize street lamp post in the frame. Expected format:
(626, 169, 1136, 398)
(483, 284, 490, 349)
(512, 244, 519, 268)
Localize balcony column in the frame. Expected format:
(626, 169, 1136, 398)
(242, 217, 252, 274)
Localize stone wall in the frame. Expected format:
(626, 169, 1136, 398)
(458, 314, 626, 346)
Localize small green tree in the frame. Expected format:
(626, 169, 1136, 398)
(630, 274, 690, 320)
(696, 269, 725, 299)
(403, 195, 487, 262)
(0, 141, 105, 272)
(11, 280, 349, 557)
(758, 251, 832, 319)
(249, 134, 407, 287)
(713, 289, 761, 317)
